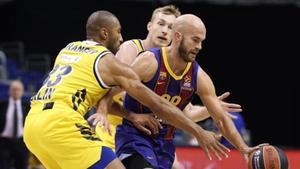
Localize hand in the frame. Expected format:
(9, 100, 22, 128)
(195, 129, 230, 160)
(127, 113, 162, 135)
(87, 112, 112, 136)
(214, 132, 222, 141)
(218, 92, 242, 119)
(239, 143, 270, 162)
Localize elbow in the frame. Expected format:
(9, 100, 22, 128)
(122, 79, 140, 91)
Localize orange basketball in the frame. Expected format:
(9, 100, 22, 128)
(248, 145, 288, 169)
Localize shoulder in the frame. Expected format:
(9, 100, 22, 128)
(134, 51, 158, 72)
(98, 52, 116, 66)
(137, 51, 156, 61)
(119, 40, 137, 51)
(115, 40, 141, 65)
(132, 51, 158, 82)
(119, 39, 145, 54)
(130, 39, 144, 52)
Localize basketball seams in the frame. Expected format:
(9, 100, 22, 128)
(262, 146, 268, 169)
(271, 146, 281, 169)
(263, 145, 281, 169)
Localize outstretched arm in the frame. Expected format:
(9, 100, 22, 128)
(195, 66, 258, 159)
(183, 92, 242, 122)
(183, 103, 209, 122)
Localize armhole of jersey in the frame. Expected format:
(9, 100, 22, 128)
(130, 39, 144, 55)
(94, 51, 111, 89)
(194, 63, 200, 93)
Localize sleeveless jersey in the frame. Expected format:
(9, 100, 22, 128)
(123, 47, 199, 140)
(30, 40, 111, 116)
(124, 47, 199, 115)
(116, 47, 199, 169)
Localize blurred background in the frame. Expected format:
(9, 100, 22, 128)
(0, 0, 299, 168)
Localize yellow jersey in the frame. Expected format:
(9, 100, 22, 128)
(30, 40, 111, 116)
(24, 40, 116, 169)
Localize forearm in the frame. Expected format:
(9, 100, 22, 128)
(108, 101, 140, 123)
(95, 87, 123, 117)
(184, 105, 210, 122)
(215, 115, 248, 150)
(203, 95, 247, 150)
(199, 90, 247, 150)
(108, 101, 124, 117)
(154, 102, 204, 136)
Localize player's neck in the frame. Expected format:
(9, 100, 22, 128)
(165, 47, 188, 76)
(143, 38, 157, 50)
(86, 38, 104, 46)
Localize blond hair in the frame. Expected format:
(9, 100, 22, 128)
(150, 5, 181, 21)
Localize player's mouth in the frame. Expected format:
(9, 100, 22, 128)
(157, 36, 167, 41)
(190, 51, 198, 55)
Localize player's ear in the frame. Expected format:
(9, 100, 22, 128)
(174, 31, 182, 42)
(147, 22, 152, 31)
(99, 27, 109, 41)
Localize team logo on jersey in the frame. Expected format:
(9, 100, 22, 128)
(183, 82, 191, 88)
(159, 72, 167, 80)
(182, 75, 193, 91)
(184, 75, 191, 83)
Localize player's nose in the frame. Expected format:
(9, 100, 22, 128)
(119, 35, 124, 44)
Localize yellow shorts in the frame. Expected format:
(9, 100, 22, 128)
(24, 103, 108, 169)
(96, 114, 122, 151)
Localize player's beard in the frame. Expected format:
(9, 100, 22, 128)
(107, 37, 120, 54)
(178, 36, 190, 62)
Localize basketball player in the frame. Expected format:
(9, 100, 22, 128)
(91, 5, 242, 168)
(113, 14, 260, 169)
(23, 10, 230, 169)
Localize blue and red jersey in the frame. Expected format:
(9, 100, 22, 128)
(116, 47, 200, 169)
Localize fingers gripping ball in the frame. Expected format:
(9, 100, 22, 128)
(249, 145, 288, 169)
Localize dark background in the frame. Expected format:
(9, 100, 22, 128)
(1, 0, 299, 148)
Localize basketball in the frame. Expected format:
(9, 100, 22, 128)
(248, 145, 288, 169)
